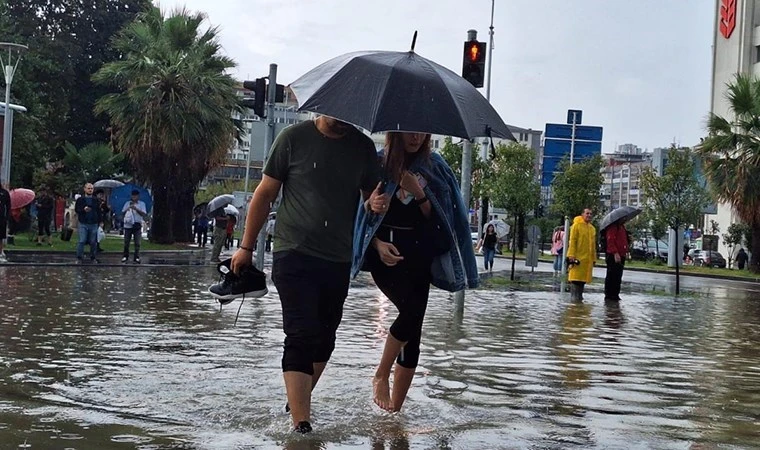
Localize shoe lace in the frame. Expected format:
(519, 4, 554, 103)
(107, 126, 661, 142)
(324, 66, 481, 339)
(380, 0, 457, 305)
(216, 271, 246, 327)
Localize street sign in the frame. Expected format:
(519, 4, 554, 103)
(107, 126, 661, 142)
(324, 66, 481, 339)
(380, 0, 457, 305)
(526, 225, 541, 243)
(541, 110, 603, 186)
(567, 109, 583, 125)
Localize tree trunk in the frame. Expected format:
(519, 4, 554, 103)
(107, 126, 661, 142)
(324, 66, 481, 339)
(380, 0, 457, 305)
(150, 182, 174, 244)
(171, 188, 195, 243)
(751, 224, 760, 273)
(511, 214, 518, 281)
(517, 213, 525, 252)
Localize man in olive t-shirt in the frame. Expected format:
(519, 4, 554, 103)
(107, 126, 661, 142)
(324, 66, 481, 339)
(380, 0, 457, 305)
(230, 116, 383, 433)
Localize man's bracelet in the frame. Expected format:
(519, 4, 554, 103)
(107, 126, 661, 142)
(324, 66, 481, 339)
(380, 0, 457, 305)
(240, 246, 255, 252)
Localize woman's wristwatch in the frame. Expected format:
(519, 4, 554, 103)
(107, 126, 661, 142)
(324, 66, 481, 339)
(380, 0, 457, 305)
(413, 196, 429, 206)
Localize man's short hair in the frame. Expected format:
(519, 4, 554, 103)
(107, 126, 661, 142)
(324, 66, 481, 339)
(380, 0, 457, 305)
(131, 189, 140, 196)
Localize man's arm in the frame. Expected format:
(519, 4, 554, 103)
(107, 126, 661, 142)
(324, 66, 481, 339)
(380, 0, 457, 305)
(231, 175, 282, 273)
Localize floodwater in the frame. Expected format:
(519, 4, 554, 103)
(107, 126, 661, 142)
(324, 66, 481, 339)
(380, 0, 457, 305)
(1, 261, 759, 449)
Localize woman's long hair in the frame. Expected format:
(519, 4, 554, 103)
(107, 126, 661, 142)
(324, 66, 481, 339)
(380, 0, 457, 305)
(383, 132, 432, 183)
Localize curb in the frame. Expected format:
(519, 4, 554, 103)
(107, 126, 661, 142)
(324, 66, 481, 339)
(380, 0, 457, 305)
(493, 254, 760, 284)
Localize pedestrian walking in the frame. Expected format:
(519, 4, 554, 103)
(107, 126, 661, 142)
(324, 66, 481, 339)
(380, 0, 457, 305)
(604, 218, 629, 302)
(228, 116, 381, 433)
(736, 247, 748, 270)
(551, 225, 565, 276)
(567, 208, 596, 301)
(353, 132, 478, 413)
(193, 212, 209, 247)
(0, 182, 10, 262)
(121, 189, 147, 263)
(209, 214, 228, 263)
(35, 186, 54, 246)
(224, 213, 236, 249)
(265, 215, 275, 252)
(477, 224, 498, 272)
(75, 183, 103, 263)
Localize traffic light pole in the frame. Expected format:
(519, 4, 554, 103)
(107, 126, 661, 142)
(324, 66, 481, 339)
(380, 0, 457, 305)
(455, 138, 473, 306)
(560, 111, 578, 286)
(254, 63, 277, 270)
(480, 2, 496, 236)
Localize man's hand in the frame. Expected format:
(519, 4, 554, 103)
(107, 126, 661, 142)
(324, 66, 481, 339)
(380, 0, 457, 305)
(614, 253, 621, 263)
(231, 248, 254, 274)
(368, 181, 390, 213)
(374, 239, 403, 266)
(84, 206, 91, 212)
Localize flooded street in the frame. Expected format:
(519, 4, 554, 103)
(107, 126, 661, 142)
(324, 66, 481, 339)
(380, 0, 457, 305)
(1, 261, 760, 449)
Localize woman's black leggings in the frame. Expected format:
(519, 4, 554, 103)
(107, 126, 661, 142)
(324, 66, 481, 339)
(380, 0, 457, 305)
(371, 226, 433, 369)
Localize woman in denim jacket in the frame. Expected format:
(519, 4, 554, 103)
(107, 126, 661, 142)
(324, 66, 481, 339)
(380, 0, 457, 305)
(353, 132, 477, 412)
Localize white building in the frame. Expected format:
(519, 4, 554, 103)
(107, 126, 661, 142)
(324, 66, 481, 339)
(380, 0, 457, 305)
(706, 0, 760, 254)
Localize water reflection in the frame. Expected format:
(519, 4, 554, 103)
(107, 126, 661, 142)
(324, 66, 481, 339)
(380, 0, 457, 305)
(0, 265, 759, 448)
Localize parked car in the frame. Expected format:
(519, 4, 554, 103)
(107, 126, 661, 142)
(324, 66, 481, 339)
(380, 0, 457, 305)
(688, 249, 727, 268)
(629, 239, 669, 262)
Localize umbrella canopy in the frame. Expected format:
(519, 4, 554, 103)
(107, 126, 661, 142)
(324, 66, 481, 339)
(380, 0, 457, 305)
(223, 204, 239, 217)
(483, 219, 509, 238)
(9, 188, 35, 209)
(290, 50, 515, 140)
(110, 184, 152, 215)
(93, 179, 124, 189)
(206, 194, 235, 217)
(599, 206, 641, 232)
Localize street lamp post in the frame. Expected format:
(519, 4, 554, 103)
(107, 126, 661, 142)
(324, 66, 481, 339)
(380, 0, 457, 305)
(1, 42, 28, 187)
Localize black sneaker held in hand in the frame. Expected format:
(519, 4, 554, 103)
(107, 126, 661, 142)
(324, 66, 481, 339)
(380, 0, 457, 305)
(208, 258, 268, 303)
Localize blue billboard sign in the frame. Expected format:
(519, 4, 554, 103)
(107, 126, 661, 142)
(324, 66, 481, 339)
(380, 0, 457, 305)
(541, 110, 603, 186)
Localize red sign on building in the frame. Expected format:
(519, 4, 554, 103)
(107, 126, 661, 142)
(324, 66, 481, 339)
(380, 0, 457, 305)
(720, 0, 737, 39)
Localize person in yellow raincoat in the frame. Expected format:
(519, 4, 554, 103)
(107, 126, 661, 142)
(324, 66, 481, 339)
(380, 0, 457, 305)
(566, 208, 596, 300)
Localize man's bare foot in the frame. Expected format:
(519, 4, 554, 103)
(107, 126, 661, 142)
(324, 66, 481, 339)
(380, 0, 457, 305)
(373, 376, 393, 411)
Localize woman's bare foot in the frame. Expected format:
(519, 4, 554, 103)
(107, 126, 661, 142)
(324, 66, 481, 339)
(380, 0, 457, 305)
(373, 376, 393, 411)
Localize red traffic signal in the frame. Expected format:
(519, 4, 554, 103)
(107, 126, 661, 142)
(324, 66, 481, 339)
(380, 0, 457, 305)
(461, 40, 486, 88)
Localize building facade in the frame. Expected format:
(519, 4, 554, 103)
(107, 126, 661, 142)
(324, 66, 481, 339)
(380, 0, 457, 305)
(707, 0, 760, 254)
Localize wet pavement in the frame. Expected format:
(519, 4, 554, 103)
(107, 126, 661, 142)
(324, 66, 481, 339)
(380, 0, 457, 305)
(1, 254, 760, 449)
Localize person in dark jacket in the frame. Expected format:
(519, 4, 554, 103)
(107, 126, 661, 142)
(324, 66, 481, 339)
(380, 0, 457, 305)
(604, 218, 629, 302)
(736, 248, 749, 270)
(0, 183, 9, 261)
(74, 183, 103, 263)
(35, 186, 55, 246)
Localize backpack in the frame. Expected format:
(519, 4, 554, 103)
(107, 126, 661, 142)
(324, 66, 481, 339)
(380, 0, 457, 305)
(599, 230, 607, 254)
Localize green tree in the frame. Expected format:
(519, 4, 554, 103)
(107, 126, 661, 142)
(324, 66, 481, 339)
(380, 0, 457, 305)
(438, 136, 489, 206)
(0, 0, 150, 187)
(640, 147, 710, 293)
(195, 179, 254, 205)
(722, 222, 751, 269)
(550, 155, 605, 218)
(485, 142, 541, 280)
(94, 7, 241, 243)
(698, 73, 760, 272)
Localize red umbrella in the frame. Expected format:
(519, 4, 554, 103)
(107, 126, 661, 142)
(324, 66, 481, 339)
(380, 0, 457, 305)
(9, 188, 35, 209)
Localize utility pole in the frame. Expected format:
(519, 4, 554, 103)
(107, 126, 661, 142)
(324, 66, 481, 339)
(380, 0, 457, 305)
(479, 2, 496, 232)
(560, 110, 579, 279)
(254, 63, 277, 270)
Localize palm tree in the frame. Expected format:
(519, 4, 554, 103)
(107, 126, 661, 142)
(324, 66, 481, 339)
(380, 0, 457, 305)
(93, 6, 240, 243)
(699, 73, 760, 272)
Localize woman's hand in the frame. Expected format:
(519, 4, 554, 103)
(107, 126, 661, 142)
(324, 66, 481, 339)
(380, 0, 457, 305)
(368, 181, 390, 213)
(400, 171, 424, 199)
(373, 239, 404, 266)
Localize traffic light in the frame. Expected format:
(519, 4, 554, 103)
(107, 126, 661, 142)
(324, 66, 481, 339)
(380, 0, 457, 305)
(461, 40, 486, 88)
(242, 78, 286, 118)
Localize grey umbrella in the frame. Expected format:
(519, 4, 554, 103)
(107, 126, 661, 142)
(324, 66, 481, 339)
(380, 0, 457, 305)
(599, 206, 642, 232)
(93, 179, 124, 189)
(290, 50, 515, 140)
(206, 194, 235, 217)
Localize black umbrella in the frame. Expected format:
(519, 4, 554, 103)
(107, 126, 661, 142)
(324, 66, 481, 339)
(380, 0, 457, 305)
(599, 206, 642, 232)
(290, 49, 515, 140)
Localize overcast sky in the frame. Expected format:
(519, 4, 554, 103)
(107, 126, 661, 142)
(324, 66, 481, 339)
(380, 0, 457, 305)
(155, 0, 715, 152)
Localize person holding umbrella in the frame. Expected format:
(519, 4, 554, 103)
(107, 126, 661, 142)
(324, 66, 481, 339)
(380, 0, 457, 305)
(229, 115, 382, 434)
(603, 218, 629, 302)
(477, 223, 498, 272)
(566, 208, 596, 301)
(353, 132, 478, 413)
